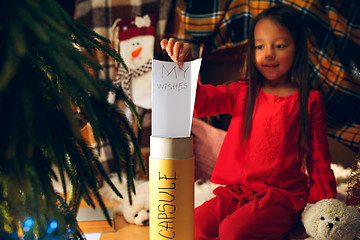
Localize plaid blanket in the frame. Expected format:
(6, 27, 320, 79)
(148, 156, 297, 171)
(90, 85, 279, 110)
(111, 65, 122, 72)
(176, 0, 360, 151)
(75, 0, 173, 81)
(74, 0, 172, 175)
(75, 0, 359, 153)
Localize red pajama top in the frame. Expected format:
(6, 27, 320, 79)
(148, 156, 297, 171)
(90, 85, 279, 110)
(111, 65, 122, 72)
(194, 80, 337, 203)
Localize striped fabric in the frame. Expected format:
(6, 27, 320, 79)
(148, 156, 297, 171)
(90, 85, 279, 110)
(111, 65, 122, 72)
(75, 0, 169, 175)
(75, 0, 173, 81)
(176, 0, 360, 151)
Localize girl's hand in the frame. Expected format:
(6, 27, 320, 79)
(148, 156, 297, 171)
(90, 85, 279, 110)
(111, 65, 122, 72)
(160, 38, 192, 65)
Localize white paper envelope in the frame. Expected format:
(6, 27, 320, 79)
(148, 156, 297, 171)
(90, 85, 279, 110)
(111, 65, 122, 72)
(151, 58, 202, 137)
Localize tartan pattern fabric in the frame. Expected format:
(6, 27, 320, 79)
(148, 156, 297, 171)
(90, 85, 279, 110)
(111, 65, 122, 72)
(176, 0, 360, 151)
(74, 0, 172, 175)
(75, 0, 174, 81)
(114, 58, 153, 99)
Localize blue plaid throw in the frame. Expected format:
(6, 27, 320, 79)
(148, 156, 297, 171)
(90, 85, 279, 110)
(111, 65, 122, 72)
(176, 0, 360, 151)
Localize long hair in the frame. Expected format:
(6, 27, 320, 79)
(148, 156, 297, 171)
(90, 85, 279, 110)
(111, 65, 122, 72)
(245, 5, 310, 151)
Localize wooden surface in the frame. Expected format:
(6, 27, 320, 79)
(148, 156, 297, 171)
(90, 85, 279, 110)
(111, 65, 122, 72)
(78, 196, 149, 240)
(79, 215, 149, 240)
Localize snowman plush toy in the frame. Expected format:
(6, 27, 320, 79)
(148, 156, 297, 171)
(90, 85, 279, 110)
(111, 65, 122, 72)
(112, 14, 155, 110)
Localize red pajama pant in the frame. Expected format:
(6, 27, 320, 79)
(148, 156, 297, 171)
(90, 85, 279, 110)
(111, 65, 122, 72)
(195, 185, 306, 240)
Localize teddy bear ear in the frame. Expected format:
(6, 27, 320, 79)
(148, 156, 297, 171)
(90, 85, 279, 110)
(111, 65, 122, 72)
(349, 206, 360, 220)
(302, 203, 314, 215)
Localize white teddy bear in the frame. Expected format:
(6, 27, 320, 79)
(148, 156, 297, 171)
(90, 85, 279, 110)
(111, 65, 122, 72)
(99, 176, 150, 226)
(99, 176, 219, 226)
(116, 181, 150, 226)
(301, 198, 360, 240)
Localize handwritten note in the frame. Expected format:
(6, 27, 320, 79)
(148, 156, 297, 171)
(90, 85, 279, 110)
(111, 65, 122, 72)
(152, 58, 202, 137)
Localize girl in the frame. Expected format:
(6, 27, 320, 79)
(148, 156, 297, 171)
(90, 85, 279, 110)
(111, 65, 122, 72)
(161, 5, 336, 240)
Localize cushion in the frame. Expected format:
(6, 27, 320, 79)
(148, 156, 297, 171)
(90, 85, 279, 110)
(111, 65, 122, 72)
(191, 117, 226, 180)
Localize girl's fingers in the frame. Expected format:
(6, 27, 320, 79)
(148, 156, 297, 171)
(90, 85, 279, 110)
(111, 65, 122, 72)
(160, 39, 168, 50)
(166, 38, 177, 57)
(160, 38, 192, 65)
(178, 43, 192, 65)
(173, 41, 184, 61)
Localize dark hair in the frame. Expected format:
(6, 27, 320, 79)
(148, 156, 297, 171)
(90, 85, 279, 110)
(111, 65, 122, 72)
(245, 4, 310, 151)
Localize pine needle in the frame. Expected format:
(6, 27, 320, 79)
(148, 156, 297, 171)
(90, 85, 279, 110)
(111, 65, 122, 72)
(0, 0, 145, 238)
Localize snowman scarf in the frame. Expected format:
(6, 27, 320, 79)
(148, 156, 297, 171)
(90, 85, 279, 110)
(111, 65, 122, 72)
(114, 58, 152, 99)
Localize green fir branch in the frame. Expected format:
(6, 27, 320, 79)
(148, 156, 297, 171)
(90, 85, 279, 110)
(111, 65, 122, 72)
(0, 0, 145, 238)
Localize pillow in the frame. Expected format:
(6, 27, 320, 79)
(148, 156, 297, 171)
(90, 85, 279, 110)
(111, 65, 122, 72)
(191, 117, 226, 180)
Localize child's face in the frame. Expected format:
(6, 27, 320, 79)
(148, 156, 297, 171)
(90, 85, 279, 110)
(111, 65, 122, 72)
(254, 18, 296, 86)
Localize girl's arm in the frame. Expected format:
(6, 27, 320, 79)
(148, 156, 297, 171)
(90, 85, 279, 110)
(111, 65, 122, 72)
(306, 91, 337, 203)
(193, 81, 240, 117)
(160, 38, 245, 117)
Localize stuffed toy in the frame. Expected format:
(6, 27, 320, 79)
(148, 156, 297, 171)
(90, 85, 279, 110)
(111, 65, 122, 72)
(116, 181, 150, 226)
(301, 198, 360, 240)
(111, 14, 155, 110)
(99, 176, 220, 226)
(99, 176, 150, 226)
(194, 179, 218, 208)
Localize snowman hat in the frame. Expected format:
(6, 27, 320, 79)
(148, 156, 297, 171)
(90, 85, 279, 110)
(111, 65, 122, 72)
(117, 14, 156, 41)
